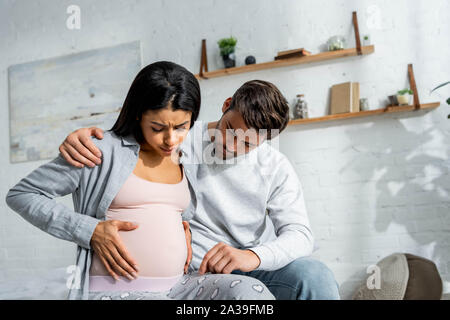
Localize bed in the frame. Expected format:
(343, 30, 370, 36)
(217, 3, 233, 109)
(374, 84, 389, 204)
(0, 267, 69, 300)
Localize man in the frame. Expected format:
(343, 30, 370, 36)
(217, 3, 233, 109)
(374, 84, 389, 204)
(59, 80, 340, 300)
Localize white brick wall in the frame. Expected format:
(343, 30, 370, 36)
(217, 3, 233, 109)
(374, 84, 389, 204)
(1, 0, 449, 299)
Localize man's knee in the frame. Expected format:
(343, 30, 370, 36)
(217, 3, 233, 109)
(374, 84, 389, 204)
(283, 257, 340, 300)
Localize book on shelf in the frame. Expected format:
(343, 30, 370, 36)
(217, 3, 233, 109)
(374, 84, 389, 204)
(330, 82, 360, 114)
(274, 48, 312, 60)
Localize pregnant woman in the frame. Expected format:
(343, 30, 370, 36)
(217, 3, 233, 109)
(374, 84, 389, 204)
(5, 61, 274, 300)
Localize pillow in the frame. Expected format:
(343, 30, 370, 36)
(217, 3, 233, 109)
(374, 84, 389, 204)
(403, 253, 443, 300)
(352, 252, 443, 300)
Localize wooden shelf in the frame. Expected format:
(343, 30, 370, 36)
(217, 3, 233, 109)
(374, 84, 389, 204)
(195, 45, 375, 80)
(288, 102, 441, 125)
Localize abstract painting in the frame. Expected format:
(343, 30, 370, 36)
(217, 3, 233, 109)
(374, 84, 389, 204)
(8, 40, 142, 163)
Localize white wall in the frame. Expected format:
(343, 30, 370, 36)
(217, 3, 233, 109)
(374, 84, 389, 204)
(1, 0, 449, 299)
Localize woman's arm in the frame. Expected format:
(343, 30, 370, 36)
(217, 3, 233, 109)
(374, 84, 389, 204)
(5, 153, 100, 249)
(6, 151, 140, 280)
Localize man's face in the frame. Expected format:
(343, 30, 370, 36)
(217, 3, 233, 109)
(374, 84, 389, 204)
(212, 108, 266, 160)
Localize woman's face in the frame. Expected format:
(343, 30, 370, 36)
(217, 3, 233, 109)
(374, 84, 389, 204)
(139, 107, 192, 158)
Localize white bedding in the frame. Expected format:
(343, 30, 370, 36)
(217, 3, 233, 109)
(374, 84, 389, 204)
(0, 267, 69, 300)
(1, 267, 448, 300)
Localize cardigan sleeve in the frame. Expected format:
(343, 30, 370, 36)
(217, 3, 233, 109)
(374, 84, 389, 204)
(5, 153, 101, 249)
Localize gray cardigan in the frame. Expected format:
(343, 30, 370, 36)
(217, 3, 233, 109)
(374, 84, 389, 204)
(5, 130, 196, 300)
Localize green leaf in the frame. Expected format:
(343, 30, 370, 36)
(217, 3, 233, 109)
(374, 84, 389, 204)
(217, 37, 237, 49)
(430, 81, 450, 93)
(398, 88, 413, 95)
(447, 97, 450, 105)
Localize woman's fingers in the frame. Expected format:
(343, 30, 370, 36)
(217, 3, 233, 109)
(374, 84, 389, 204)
(184, 246, 192, 274)
(113, 221, 140, 273)
(107, 244, 138, 280)
(91, 220, 139, 281)
(101, 246, 133, 280)
(187, 246, 192, 265)
(114, 240, 139, 274)
(182, 221, 192, 272)
(95, 246, 119, 280)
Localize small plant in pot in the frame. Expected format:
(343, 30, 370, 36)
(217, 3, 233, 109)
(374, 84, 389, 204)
(218, 36, 237, 68)
(397, 88, 413, 105)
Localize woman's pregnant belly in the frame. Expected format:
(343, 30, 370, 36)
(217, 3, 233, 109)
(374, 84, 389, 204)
(90, 205, 187, 278)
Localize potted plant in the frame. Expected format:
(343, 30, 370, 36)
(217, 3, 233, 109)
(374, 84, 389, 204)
(363, 35, 371, 46)
(218, 37, 237, 68)
(431, 81, 450, 119)
(397, 88, 413, 105)
(327, 35, 346, 51)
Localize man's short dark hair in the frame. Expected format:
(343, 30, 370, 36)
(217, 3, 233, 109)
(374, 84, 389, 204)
(228, 80, 289, 139)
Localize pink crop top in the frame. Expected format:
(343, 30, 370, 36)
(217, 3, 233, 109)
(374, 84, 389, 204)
(89, 167, 190, 292)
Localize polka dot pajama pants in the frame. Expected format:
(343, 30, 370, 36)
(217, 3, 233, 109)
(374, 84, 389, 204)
(88, 272, 275, 300)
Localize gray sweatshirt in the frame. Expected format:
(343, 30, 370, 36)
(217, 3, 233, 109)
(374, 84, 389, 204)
(178, 120, 314, 271)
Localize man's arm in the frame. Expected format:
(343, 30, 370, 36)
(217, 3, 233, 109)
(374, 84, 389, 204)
(198, 157, 313, 275)
(248, 157, 314, 271)
(59, 127, 105, 167)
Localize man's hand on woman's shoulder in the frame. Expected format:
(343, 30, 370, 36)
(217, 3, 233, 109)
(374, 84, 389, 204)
(59, 127, 105, 168)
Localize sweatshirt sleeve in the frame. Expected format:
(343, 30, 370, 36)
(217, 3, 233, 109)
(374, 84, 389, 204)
(5, 153, 101, 249)
(249, 157, 314, 271)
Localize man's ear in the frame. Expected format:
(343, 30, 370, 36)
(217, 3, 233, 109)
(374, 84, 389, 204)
(221, 97, 233, 113)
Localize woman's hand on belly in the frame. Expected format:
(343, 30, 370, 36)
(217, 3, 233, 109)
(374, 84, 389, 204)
(182, 221, 192, 274)
(90, 220, 140, 281)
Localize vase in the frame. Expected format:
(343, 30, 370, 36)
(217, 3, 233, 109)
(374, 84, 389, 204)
(327, 36, 346, 51)
(363, 34, 371, 46)
(360, 98, 369, 111)
(222, 52, 236, 68)
(388, 95, 398, 106)
(397, 94, 412, 106)
(293, 94, 308, 119)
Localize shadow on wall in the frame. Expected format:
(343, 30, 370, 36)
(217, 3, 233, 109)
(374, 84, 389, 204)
(284, 105, 449, 299)
(338, 108, 449, 299)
